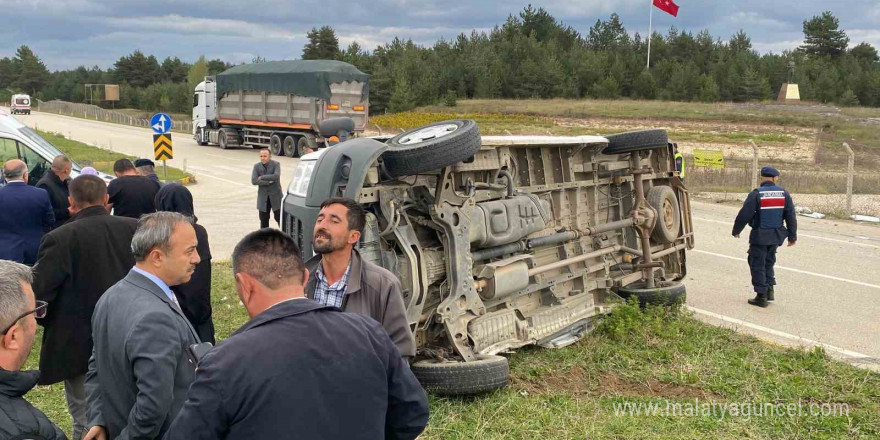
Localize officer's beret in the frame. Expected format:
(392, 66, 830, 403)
(134, 158, 155, 168)
(760, 166, 779, 177)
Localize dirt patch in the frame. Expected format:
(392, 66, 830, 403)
(514, 367, 723, 400)
(553, 116, 820, 164)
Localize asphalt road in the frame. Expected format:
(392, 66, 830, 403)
(14, 110, 880, 367)
(16, 109, 301, 258)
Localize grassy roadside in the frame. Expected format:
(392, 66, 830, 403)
(25, 262, 880, 439)
(38, 130, 191, 182)
(419, 99, 880, 128)
(412, 99, 880, 168)
(370, 112, 798, 146)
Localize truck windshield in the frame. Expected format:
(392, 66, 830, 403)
(16, 126, 82, 171)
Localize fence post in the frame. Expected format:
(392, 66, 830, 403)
(843, 142, 854, 218)
(749, 139, 759, 189)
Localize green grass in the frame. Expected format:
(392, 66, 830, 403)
(110, 108, 190, 124)
(371, 112, 797, 146)
(38, 130, 191, 182)
(22, 263, 879, 439)
(419, 99, 833, 126)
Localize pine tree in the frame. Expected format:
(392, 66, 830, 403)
(388, 76, 416, 113)
(12, 45, 49, 95)
(838, 89, 859, 106)
(632, 70, 656, 99)
(801, 11, 849, 58)
(696, 74, 720, 102)
(302, 26, 342, 60)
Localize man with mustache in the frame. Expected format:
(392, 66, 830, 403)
(305, 198, 416, 359)
(83, 212, 202, 440)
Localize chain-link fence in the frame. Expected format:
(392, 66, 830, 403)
(685, 140, 880, 218)
(35, 100, 193, 134)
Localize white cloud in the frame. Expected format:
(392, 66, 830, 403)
(752, 40, 803, 54)
(848, 29, 880, 48)
(101, 15, 300, 40)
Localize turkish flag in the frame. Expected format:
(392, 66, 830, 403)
(653, 0, 679, 17)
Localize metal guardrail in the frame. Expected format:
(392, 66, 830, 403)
(35, 100, 193, 134)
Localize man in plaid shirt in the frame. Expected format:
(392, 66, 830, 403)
(305, 198, 416, 359)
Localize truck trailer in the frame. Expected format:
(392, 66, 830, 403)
(192, 60, 369, 157)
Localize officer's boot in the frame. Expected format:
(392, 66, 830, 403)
(748, 293, 768, 308)
(767, 286, 774, 301)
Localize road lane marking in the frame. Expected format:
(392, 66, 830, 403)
(693, 216, 880, 250)
(204, 153, 241, 161)
(692, 249, 880, 290)
(688, 306, 873, 360)
(187, 167, 253, 188)
(212, 165, 252, 175)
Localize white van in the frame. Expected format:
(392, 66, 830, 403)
(0, 110, 109, 186)
(10, 94, 31, 115)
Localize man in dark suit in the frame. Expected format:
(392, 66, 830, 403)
(35, 155, 73, 229)
(164, 229, 429, 440)
(107, 158, 160, 219)
(32, 174, 138, 440)
(0, 159, 54, 265)
(251, 149, 282, 228)
(84, 212, 202, 440)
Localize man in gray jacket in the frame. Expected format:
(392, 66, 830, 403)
(83, 212, 202, 440)
(305, 197, 416, 359)
(251, 149, 283, 228)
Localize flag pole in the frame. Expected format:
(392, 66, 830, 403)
(647, 0, 654, 69)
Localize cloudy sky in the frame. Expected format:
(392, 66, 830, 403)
(2, 0, 879, 71)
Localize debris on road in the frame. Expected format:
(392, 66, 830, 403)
(851, 214, 880, 223)
(796, 206, 826, 219)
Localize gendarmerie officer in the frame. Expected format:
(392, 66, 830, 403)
(732, 166, 797, 307)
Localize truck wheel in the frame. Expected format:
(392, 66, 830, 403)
(411, 355, 509, 396)
(197, 128, 209, 146)
(647, 186, 681, 244)
(384, 119, 481, 177)
(219, 131, 230, 149)
(602, 129, 668, 155)
(282, 136, 296, 157)
(617, 280, 686, 308)
(269, 134, 283, 156)
(296, 136, 316, 157)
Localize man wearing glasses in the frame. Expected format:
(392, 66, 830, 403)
(0, 260, 66, 440)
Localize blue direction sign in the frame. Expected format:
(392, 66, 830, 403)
(150, 113, 173, 134)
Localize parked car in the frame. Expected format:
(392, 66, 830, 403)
(0, 110, 110, 186)
(282, 119, 694, 395)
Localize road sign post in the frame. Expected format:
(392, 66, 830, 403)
(153, 134, 173, 160)
(151, 113, 173, 182)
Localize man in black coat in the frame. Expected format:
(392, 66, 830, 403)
(108, 158, 160, 219)
(32, 175, 138, 440)
(35, 155, 73, 229)
(164, 229, 429, 440)
(155, 183, 215, 344)
(0, 260, 67, 440)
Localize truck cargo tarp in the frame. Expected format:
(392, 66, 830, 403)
(216, 60, 369, 101)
